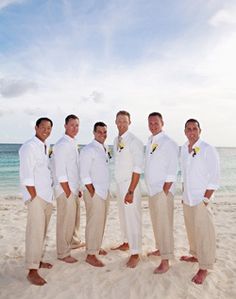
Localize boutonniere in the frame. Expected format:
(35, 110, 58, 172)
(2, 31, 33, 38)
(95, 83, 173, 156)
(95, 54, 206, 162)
(192, 146, 200, 157)
(150, 143, 158, 154)
(108, 148, 112, 159)
(118, 142, 125, 152)
(48, 146, 53, 158)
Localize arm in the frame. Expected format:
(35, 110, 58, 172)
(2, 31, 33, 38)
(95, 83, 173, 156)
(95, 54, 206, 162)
(80, 146, 94, 197)
(124, 172, 140, 204)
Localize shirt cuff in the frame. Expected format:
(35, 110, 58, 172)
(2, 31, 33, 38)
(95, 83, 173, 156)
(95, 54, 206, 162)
(81, 177, 92, 185)
(22, 178, 35, 186)
(58, 175, 68, 182)
(133, 166, 142, 174)
(206, 184, 219, 190)
(165, 175, 176, 182)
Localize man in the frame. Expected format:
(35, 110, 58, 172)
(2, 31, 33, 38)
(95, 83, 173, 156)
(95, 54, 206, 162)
(113, 110, 144, 268)
(144, 112, 178, 274)
(19, 117, 54, 286)
(80, 122, 110, 267)
(180, 118, 220, 284)
(52, 114, 81, 263)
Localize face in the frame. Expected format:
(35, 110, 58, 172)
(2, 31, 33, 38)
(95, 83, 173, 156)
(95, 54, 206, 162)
(148, 115, 164, 135)
(65, 118, 79, 138)
(94, 126, 107, 144)
(35, 120, 52, 142)
(115, 114, 131, 136)
(184, 121, 201, 145)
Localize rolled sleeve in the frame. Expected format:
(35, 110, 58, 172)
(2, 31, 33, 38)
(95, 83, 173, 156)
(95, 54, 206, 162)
(80, 147, 93, 185)
(19, 145, 35, 186)
(131, 139, 144, 174)
(54, 143, 69, 182)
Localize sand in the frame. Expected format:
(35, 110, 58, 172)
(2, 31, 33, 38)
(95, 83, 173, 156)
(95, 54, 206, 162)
(0, 195, 235, 299)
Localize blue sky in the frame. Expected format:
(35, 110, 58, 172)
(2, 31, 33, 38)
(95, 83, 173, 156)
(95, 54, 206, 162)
(0, 0, 236, 146)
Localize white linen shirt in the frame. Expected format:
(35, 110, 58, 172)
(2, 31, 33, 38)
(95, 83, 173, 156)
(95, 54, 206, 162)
(80, 140, 110, 200)
(145, 132, 179, 196)
(114, 131, 144, 183)
(180, 139, 220, 206)
(52, 134, 80, 198)
(19, 136, 53, 203)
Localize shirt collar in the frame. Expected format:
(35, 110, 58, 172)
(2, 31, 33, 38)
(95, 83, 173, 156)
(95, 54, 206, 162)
(33, 136, 46, 146)
(187, 138, 202, 148)
(92, 139, 106, 151)
(150, 131, 165, 143)
(120, 130, 129, 140)
(64, 134, 76, 143)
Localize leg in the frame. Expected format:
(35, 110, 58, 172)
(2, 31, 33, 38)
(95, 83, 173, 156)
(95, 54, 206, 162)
(84, 191, 106, 267)
(57, 193, 77, 263)
(71, 196, 85, 249)
(25, 197, 51, 285)
(180, 203, 197, 261)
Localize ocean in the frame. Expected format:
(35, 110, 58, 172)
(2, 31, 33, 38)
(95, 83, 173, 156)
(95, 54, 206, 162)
(0, 144, 235, 199)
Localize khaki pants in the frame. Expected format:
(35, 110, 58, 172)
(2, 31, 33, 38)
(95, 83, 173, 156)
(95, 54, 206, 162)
(84, 191, 109, 255)
(183, 202, 216, 270)
(56, 193, 77, 259)
(71, 195, 82, 248)
(149, 191, 174, 260)
(25, 196, 53, 269)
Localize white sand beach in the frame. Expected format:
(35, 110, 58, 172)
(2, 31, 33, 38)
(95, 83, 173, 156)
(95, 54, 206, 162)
(0, 195, 235, 299)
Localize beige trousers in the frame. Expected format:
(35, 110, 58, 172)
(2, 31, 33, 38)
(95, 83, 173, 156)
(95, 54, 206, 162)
(183, 201, 216, 270)
(56, 192, 77, 259)
(25, 196, 53, 269)
(71, 195, 82, 248)
(84, 191, 109, 255)
(149, 191, 174, 260)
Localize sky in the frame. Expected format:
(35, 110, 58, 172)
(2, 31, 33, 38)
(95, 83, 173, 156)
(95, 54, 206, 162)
(0, 0, 236, 146)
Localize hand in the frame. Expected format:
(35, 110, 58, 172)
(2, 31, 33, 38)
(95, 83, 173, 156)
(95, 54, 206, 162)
(66, 191, 71, 199)
(78, 191, 83, 198)
(203, 201, 208, 206)
(89, 190, 95, 198)
(163, 189, 169, 196)
(124, 193, 133, 204)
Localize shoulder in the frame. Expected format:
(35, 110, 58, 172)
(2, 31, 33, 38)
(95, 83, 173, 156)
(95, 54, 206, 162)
(81, 142, 94, 154)
(19, 138, 36, 153)
(163, 134, 178, 149)
(128, 132, 143, 147)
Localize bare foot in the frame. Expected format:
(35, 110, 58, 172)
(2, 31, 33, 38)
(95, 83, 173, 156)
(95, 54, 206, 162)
(153, 259, 169, 274)
(71, 242, 86, 249)
(58, 256, 78, 263)
(126, 254, 140, 268)
(180, 256, 198, 263)
(192, 269, 208, 284)
(27, 270, 47, 286)
(111, 242, 129, 251)
(86, 255, 104, 267)
(99, 248, 107, 255)
(147, 250, 160, 257)
(39, 261, 53, 269)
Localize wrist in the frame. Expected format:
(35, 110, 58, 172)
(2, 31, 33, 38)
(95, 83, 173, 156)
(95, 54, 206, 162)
(203, 197, 210, 204)
(127, 190, 134, 195)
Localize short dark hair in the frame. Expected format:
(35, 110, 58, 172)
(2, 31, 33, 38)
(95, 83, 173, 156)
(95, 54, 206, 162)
(185, 118, 201, 129)
(148, 112, 163, 120)
(116, 110, 131, 121)
(65, 114, 79, 124)
(36, 117, 53, 127)
(93, 121, 107, 132)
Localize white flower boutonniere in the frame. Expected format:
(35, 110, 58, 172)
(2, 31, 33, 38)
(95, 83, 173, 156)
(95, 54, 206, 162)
(192, 146, 200, 157)
(150, 143, 158, 154)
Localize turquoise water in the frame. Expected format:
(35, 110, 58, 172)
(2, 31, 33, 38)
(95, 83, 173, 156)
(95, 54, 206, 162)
(0, 144, 235, 198)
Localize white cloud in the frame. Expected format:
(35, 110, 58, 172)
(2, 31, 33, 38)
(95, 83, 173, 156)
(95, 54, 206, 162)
(209, 9, 236, 27)
(0, 0, 24, 10)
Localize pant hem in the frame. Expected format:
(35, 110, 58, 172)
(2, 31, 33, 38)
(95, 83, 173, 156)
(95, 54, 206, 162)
(26, 262, 40, 270)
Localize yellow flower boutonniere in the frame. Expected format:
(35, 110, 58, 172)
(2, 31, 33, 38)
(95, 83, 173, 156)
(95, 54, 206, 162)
(108, 148, 112, 160)
(192, 146, 200, 157)
(150, 143, 158, 154)
(48, 146, 53, 158)
(118, 142, 125, 152)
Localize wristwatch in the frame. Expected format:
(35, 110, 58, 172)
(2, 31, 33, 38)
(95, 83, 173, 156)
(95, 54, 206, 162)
(203, 197, 211, 204)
